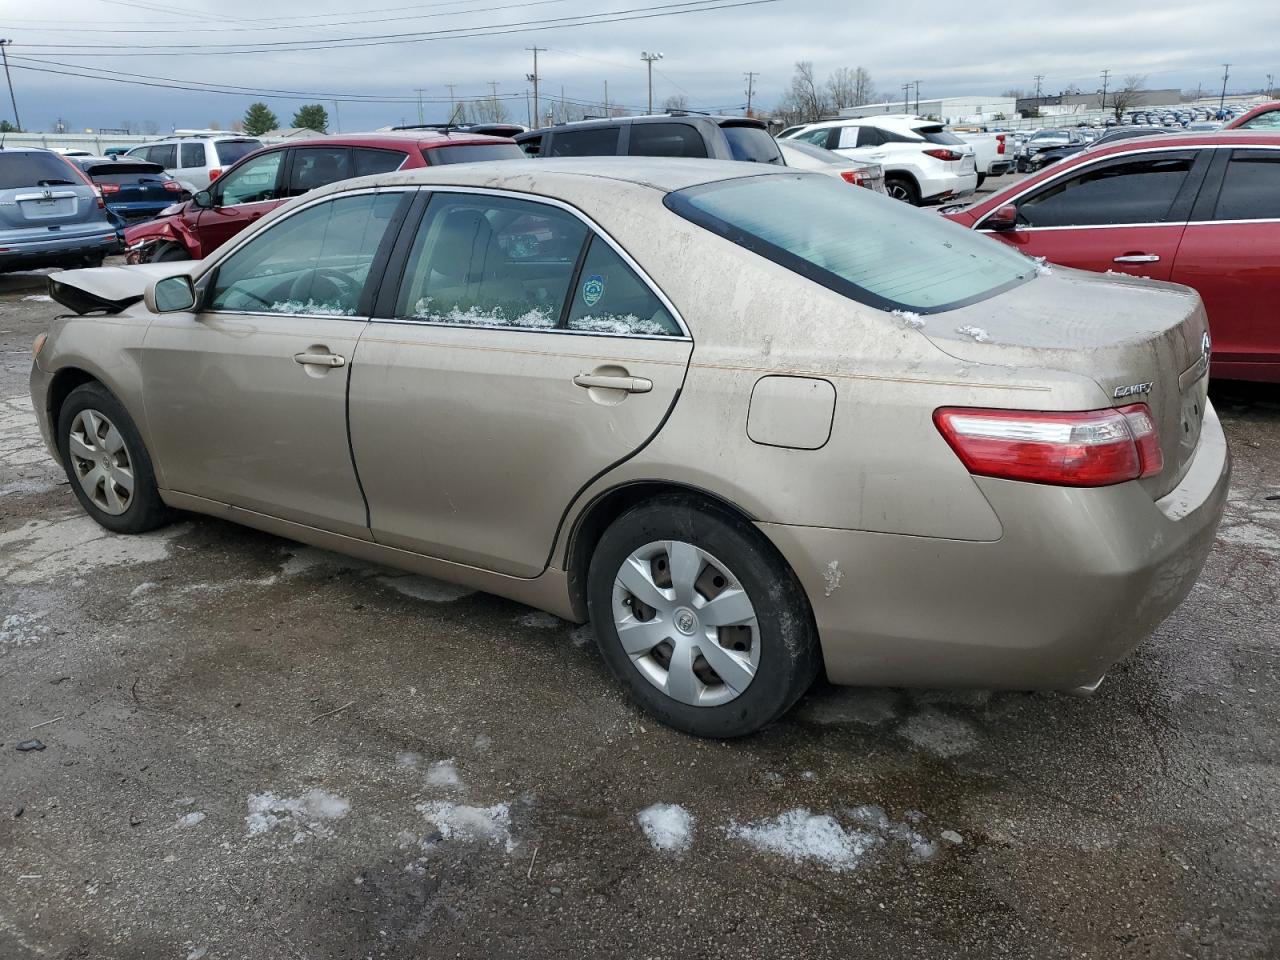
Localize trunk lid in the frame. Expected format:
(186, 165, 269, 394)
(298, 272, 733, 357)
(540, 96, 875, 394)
(921, 266, 1210, 499)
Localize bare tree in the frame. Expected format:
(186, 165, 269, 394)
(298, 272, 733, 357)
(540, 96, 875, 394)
(1110, 73, 1148, 120)
(826, 66, 876, 110)
(142, 120, 159, 135)
(775, 61, 830, 125)
(662, 94, 690, 112)
(466, 96, 510, 123)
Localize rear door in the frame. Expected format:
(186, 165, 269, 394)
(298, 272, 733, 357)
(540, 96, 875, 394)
(1171, 146, 1280, 377)
(193, 148, 286, 258)
(978, 149, 1207, 280)
(349, 189, 693, 577)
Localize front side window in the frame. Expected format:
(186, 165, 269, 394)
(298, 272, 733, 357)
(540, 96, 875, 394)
(209, 192, 402, 315)
(667, 173, 1033, 313)
(149, 144, 177, 169)
(217, 150, 284, 206)
(1213, 151, 1280, 220)
(628, 123, 708, 159)
(180, 142, 205, 168)
(566, 236, 679, 335)
(1016, 154, 1193, 227)
(285, 146, 351, 197)
(395, 194, 586, 329)
(548, 127, 621, 157)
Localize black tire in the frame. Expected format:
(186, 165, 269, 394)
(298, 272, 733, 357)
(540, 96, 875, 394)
(153, 243, 190, 263)
(57, 382, 172, 534)
(83, 254, 106, 268)
(884, 176, 920, 205)
(976, 173, 987, 189)
(586, 497, 821, 738)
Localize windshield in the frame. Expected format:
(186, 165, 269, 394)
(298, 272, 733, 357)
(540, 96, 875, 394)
(0, 151, 81, 189)
(428, 143, 526, 164)
(665, 174, 1033, 313)
(721, 125, 784, 164)
(215, 140, 262, 165)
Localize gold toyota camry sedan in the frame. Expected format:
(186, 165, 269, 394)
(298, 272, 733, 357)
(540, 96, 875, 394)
(30, 158, 1229, 737)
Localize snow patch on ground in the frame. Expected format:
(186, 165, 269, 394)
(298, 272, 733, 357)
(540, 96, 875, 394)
(416, 801, 514, 852)
(726, 809, 876, 871)
(637, 803, 694, 853)
(176, 811, 206, 827)
(0, 394, 64, 496)
(424, 759, 464, 790)
(277, 545, 472, 601)
(377, 574, 471, 603)
(0, 516, 185, 586)
(245, 788, 350, 840)
(516, 610, 563, 629)
(395, 751, 422, 769)
(0, 612, 49, 651)
(955, 324, 991, 343)
(21, 294, 53, 303)
(1217, 522, 1280, 554)
(846, 804, 937, 860)
(899, 707, 980, 758)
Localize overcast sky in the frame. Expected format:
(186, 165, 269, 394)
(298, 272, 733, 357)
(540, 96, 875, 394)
(2, 0, 1277, 133)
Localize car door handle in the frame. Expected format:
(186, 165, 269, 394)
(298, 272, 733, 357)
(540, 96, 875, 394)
(1113, 254, 1161, 263)
(293, 351, 346, 368)
(573, 373, 652, 393)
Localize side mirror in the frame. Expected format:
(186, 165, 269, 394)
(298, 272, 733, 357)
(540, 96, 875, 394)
(987, 203, 1020, 231)
(193, 190, 213, 209)
(145, 275, 197, 314)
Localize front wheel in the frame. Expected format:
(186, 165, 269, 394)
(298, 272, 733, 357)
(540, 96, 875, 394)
(884, 176, 920, 205)
(57, 382, 172, 534)
(153, 243, 190, 263)
(587, 498, 820, 738)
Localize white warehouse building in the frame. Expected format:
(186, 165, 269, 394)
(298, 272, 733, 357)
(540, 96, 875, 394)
(838, 96, 1018, 125)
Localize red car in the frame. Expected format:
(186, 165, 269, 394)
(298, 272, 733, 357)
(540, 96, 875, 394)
(124, 131, 524, 263)
(1225, 101, 1280, 130)
(943, 131, 1280, 382)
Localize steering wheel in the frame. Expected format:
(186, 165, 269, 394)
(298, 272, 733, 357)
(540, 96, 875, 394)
(288, 268, 357, 311)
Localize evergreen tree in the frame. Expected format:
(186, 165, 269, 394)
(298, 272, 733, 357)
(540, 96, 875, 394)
(291, 104, 329, 133)
(242, 102, 279, 136)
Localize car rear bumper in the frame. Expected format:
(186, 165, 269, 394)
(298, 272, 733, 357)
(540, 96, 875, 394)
(919, 171, 978, 204)
(760, 401, 1230, 690)
(0, 230, 122, 271)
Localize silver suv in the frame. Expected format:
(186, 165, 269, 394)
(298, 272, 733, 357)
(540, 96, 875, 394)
(125, 134, 262, 190)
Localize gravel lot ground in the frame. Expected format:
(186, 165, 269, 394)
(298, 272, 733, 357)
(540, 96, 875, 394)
(1, 236, 1277, 959)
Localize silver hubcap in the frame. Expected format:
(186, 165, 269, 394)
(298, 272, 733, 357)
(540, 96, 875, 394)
(887, 183, 911, 202)
(68, 409, 134, 516)
(612, 540, 760, 707)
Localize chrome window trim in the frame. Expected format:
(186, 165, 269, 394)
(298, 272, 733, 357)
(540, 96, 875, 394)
(371, 184, 692, 342)
(199, 185, 414, 322)
(973, 142, 1280, 231)
(1183, 217, 1280, 226)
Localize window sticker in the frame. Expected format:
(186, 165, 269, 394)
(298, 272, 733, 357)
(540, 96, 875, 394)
(582, 274, 605, 306)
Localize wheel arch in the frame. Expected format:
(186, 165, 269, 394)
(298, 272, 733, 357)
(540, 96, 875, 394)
(883, 169, 921, 195)
(45, 366, 100, 429)
(562, 480, 762, 622)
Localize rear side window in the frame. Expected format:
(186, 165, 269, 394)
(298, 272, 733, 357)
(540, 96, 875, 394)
(1213, 151, 1280, 220)
(353, 148, 407, 176)
(567, 236, 680, 335)
(427, 143, 525, 165)
(721, 125, 783, 164)
(285, 146, 351, 197)
(1016, 154, 1194, 227)
(180, 142, 205, 168)
(793, 128, 832, 147)
(1239, 110, 1280, 130)
(0, 152, 80, 189)
(917, 126, 965, 146)
(149, 144, 177, 168)
(628, 123, 708, 159)
(209, 192, 403, 315)
(548, 127, 621, 157)
(517, 135, 542, 157)
(216, 140, 262, 165)
(667, 174, 1032, 313)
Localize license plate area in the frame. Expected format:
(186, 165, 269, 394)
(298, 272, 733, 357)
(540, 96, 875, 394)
(20, 197, 76, 219)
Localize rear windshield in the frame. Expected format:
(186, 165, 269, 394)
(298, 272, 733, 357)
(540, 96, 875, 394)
(82, 161, 164, 177)
(427, 143, 525, 165)
(721, 125, 784, 164)
(215, 140, 262, 165)
(917, 126, 965, 146)
(0, 152, 80, 189)
(665, 174, 1033, 313)
(782, 140, 843, 164)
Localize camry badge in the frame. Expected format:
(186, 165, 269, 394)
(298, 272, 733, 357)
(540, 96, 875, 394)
(1114, 381, 1154, 398)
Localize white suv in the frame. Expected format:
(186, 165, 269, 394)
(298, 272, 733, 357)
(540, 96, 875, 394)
(781, 115, 978, 205)
(125, 134, 263, 190)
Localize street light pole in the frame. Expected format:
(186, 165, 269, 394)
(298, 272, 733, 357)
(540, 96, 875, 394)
(525, 47, 544, 128)
(913, 80, 921, 114)
(641, 51, 663, 113)
(1220, 63, 1231, 112)
(0, 40, 20, 131)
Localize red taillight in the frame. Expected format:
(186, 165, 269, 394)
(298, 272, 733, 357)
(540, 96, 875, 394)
(839, 169, 865, 186)
(923, 148, 964, 162)
(933, 404, 1164, 487)
(996, 134, 1006, 155)
(208, 168, 221, 181)
(163, 180, 182, 192)
(100, 182, 121, 194)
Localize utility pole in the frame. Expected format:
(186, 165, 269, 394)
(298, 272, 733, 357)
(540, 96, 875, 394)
(603, 80, 608, 117)
(1034, 74, 1044, 100)
(446, 83, 456, 117)
(525, 47, 545, 129)
(902, 83, 910, 112)
(1267, 73, 1274, 99)
(1220, 63, 1231, 112)
(641, 51, 664, 113)
(913, 80, 921, 115)
(332, 100, 341, 133)
(1099, 68, 1110, 111)
(0, 40, 20, 132)
(414, 88, 426, 124)
(743, 71, 758, 116)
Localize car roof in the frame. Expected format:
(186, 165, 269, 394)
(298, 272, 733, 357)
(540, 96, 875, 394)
(1226, 101, 1280, 128)
(517, 113, 766, 139)
(251, 131, 516, 150)
(1080, 129, 1280, 158)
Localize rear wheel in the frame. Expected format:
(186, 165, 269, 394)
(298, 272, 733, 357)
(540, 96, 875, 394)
(884, 176, 920, 205)
(976, 173, 987, 189)
(57, 382, 171, 534)
(587, 498, 820, 738)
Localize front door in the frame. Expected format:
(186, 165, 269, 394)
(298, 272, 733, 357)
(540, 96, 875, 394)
(142, 189, 410, 538)
(982, 150, 1205, 281)
(193, 149, 286, 258)
(349, 190, 693, 578)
